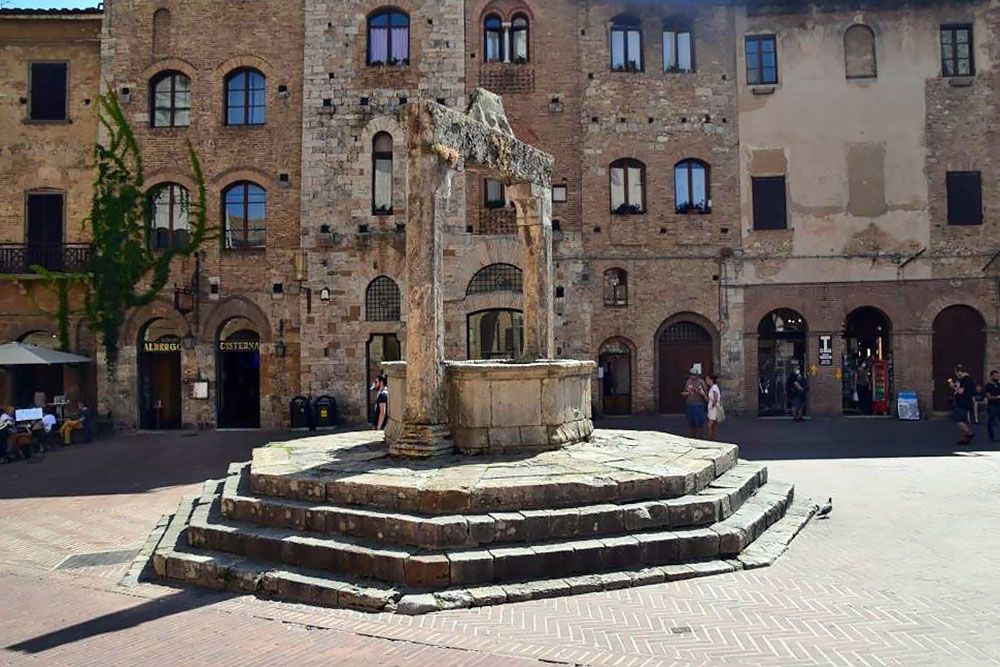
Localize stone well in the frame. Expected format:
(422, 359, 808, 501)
(384, 359, 595, 455)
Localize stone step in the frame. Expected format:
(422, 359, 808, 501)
(221, 461, 769, 548)
(152, 491, 816, 615)
(248, 431, 740, 516)
(188, 477, 794, 588)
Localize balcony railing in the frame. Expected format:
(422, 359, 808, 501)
(0, 244, 94, 274)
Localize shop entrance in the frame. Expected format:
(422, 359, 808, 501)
(138, 320, 182, 429)
(366, 333, 401, 422)
(599, 339, 632, 416)
(757, 309, 807, 416)
(216, 324, 261, 429)
(658, 321, 713, 414)
(842, 307, 892, 415)
(932, 305, 986, 411)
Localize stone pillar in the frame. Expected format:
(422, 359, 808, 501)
(509, 182, 554, 360)
(390, 105, 455, 458)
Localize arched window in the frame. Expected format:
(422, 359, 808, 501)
(609, 158, 645, 214)
(222, 181, 266, 249)
(674, 159, 710, 214)
(148, 183, 190, 250)
(663, 21, 693, 72)
(484, 14, 503, 63)
(611, 16, 642, 72)
(366, 276, 401, 321)
(467, 263, 523, 295)
(368, 8, 409, 66)
(150, 71, 190, 128)
(603, 269, 628, 307)
(372, 132, 393, 215)
(468, 309, 523, 359)
(224, 68, 266, 126)
(511, 14, 529, 63)
(844, 24, 877, 79)
(152, 8, 171, 53)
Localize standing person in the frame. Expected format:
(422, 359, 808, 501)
(855, 362, 873, 415)
(370, 375, 389, 431)
(706, 374, 723, 441)
(984, 370, 1000, 443)
(947, 364, 976, 445)
(787, 366, 809, 421)
(681, 367, 708, 439)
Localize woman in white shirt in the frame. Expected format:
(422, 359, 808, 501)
(706, 374, 723, 441)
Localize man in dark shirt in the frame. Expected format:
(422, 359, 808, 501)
(370, 375, 389, 431)
(787, 367, 808, 422)
(947, 365, 977, 445)
(984, 370, 1000, 442)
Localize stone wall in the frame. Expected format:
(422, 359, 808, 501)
(98, 0, 305, 428)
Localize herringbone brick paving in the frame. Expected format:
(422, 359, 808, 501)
(2, 420, 999, 665)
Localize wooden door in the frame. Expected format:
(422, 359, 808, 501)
(932, 306, 986, 411)
(658, 322, 713, 414)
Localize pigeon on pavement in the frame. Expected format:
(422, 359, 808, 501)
(814, 497, 833, 519)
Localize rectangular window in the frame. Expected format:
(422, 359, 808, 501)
(26, 192, 65, 271)
(373, 157, 393, 212)
(552, 185, 568, 203)
(29, 62, 68, 121)
(940, 24, 974, 76)
(752, 176, 787, 230)
(484, 178, 505, 208)
(946, 171, 983, 225)
(745, 35, 777, 85)
(663, 30, 693, 72)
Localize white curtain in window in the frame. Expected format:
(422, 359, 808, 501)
(512, 19, 528, 60)
(677, 32, 692, 71)
(374, 158, 393, 210)
(627, 30, 642, 68)
(390, 27, 408, 62)
(610, 167, 625, 209)
(611, 30, 625, 69)
(663, 31, 676, 69)
(370, 27, 389, 62)
(485, 179, 504, 203)
(627, 166, 643, 207)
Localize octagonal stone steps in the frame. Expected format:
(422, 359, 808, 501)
(219, 460, 770, 549)
(184, 473, 794, 588)
(151, 482, 814, 614)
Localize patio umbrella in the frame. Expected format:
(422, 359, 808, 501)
(0, 342, 92, 366)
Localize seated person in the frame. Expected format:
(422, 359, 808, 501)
(0, 406, 14, 462)
(60, 402, 91, 445)
(37, 409, 57, 452)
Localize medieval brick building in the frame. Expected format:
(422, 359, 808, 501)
(1, 0, 997, 428)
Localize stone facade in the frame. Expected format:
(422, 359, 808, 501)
(0, 10, 102, 409)
(2, 0, 998, 427)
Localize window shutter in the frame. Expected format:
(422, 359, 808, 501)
(752, 176, 787, 230)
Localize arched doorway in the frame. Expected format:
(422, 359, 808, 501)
(842, 307, 892, 415)
(216, 319, 261, 428)
(757, 309, 807, 416)
(599, 339, 632, 416)
(932, 305, 986, 411)
(138, 319, 182, 429)
(366, 334, 401, 422)
(468, 309, 524, 359)
(658, 320, 713, 414)
(12, 331, 64, 408)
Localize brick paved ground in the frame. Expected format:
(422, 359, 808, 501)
(2, 418, 999, 666)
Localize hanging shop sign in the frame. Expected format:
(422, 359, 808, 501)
(818, 335, 834, 367)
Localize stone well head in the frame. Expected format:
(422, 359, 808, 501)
(385, 90, 595, 458)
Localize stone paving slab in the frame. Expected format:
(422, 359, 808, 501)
(249, 429, 738, 515)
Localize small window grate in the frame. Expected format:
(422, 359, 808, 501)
(467, 263, 523, 296)
(662, 322, 710, 342)
(366, 276, 401, 321)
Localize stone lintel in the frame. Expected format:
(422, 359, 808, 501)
(408, 99, 554, 187)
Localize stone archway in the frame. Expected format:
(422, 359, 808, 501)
(598, 337, 634, 416)
(216, 317, 262, 428)
(932, 305, 986, 411)
(656, 316, 716, 414)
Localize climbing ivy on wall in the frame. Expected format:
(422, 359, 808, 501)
(29, 93, 212, 376)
